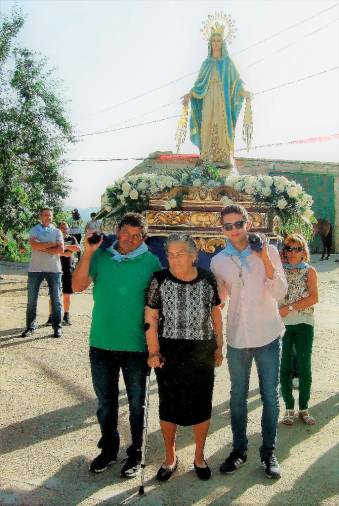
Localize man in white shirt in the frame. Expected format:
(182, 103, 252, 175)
(211, 204, 287, 479)
(20, 208, 64, 338)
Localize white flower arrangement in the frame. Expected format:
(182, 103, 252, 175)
(263, 175, 273, 187)
(129, 189, 139, 200)
(224, 174, 315, 239)
(121, 182, 131, 193)
(277, 197, 288, 210)
(106, 173, 179, 217)
(105, 168, 315, 241)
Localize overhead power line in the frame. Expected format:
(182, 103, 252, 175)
(247, 17, 339, 68)
(68, 133, 339, 162)
(77, 114, 180, 138)
(83, 3, 339, 118)
(235, 3, 338, 55)
(253, 65, 339, 96)
(77, 66, 339, 138)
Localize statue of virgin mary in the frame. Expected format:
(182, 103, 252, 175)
(177, 13, 252, 170)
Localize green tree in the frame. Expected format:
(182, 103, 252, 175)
(0, 9, 74, 255)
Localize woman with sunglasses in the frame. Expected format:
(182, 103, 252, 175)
(279, 234, 319, 426)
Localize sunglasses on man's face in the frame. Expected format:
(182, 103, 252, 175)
(222, 220, 246, 232)
(284, 246, 303, 253)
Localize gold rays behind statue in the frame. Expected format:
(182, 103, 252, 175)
(175, 104, 189, 154)
(200, 11, 237, 43)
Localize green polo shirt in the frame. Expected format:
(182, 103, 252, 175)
(89, 248, 161, 352)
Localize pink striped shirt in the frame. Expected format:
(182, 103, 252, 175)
(211, 245, 288, 349)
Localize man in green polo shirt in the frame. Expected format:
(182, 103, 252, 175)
(72, 213, 161, 477)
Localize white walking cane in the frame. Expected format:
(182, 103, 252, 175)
(138, 367, 152, 495)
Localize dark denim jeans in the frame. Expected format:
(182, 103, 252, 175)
(227, 337, 281, 457)
(26, 271, 62, 331)
(89, 346, 148, 457)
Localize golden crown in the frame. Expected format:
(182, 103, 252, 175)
(201, 12, 237, 44)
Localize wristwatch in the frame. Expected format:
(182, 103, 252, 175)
(288, 305, 294, 312)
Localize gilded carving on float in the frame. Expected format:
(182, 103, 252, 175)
(191, 212, 221, 227)
(146, 210, 221, 228)
(193, 237, 226, 253)
(146, 210, 268, 230)
(249, 212, 268, 228)
(146, 211, 188, 226)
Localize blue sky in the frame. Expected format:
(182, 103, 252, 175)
(1, 0, 339, 208)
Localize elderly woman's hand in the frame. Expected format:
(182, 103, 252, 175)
(279, 305, 289, 318)
(214, 347, 223, 367)
(147, 352, 164, 369)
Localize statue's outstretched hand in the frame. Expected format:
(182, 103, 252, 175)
(181, 93, 191, 106)
(242, 90, 252, 99)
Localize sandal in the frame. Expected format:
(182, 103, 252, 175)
(282, 410, 295, 425)
(299, 410, 316, 425)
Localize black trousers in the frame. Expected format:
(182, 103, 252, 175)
(321, 233, 332, 258)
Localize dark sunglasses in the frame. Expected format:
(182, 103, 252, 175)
(284, 246, 303, 253)
(222, 220, 246, 232)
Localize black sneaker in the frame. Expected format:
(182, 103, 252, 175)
(63, 313, 72, 326)
(46, 315, 52, 326)
(220, 450, 247, 474)
(261, 453, 281, 479)
(19, 328, 35, 338)
(120, 450, 141, 478)
(53, 328, 62, 338)
(89, 450, 117, 473)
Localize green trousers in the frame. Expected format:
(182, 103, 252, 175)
(280, 323, 314, 410)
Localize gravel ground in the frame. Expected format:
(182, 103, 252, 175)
(0, 256, 338, 506)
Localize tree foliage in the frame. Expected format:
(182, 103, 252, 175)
(0, 9, 74, 255)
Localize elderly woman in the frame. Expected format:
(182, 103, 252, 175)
(145, 233, 223, 481)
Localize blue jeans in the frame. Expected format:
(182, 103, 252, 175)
(89, 347, 148, 456)
(227, 337, 281, 457)
(26, 272, 62, 331)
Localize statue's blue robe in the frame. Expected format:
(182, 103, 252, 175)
(190, 57, 244, 152)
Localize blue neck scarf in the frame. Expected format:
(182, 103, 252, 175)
(284, 262, 309, 270)
(107, 241, 148, 262)
(222, 242, 252, 270)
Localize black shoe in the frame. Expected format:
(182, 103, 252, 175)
(46, 315, 52, 326)
(156, 458, 178, 482)
(120, 450, 141, 478)
(19, 328, 35, 338)
(63, 313, 72, 326)
(194, 460, 211, 480)
(89, 450, 117, 473)
(220, 450, 247, 474)
(53, 328, 62, 338)
(261, 453, 281, 479)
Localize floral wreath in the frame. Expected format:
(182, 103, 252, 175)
(105, 167, 315, 241)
